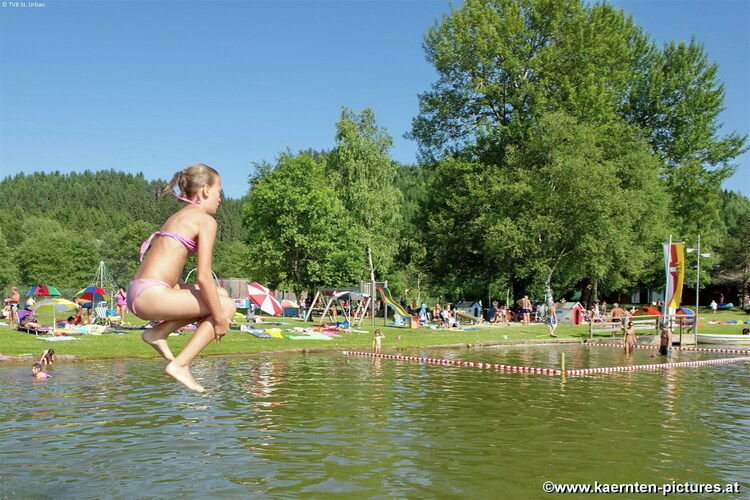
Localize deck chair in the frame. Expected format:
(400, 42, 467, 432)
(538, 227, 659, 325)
(93, 303, 117, 325)
(94, 302, 122, 326)
(17, 309, 53, 335)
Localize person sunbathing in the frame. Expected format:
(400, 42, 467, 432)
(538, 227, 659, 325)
(20, 312, 50, 333)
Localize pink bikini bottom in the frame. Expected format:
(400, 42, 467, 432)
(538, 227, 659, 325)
(127, 279, 171, 316)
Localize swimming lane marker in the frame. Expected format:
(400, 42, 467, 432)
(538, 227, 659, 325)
(342, 351, 560, 376)
(587, 343, 750, 355)
(564, 356, 750, 376)
(343, 351, 750, 378)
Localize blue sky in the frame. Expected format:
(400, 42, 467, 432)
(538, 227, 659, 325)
(1, 0, 747, 200)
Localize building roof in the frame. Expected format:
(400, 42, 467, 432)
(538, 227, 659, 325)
(710, 269, 750, 286)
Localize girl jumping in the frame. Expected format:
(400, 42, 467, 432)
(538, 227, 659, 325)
(128, 163, 236, 392)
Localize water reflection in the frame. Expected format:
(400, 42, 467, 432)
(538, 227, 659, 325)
(1, 346, 749, 497)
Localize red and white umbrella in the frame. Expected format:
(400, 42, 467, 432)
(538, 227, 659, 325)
(247, 282, 283, 316)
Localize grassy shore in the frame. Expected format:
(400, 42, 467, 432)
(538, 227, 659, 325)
(1, 309, 747, 362)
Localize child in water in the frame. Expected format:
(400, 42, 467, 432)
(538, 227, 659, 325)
(32, 363, 50, 380)
(39, 349, 55, 365)
(127, 164, 236, 392)
(659, 323, 673, 356)
(373, 329, 384, 355)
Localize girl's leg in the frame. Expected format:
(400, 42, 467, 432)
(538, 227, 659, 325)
(142, 318, 200, 361)
(165, 318, 217, 392)
(167, 295, 236, 391)
(132, 285, 235, 391)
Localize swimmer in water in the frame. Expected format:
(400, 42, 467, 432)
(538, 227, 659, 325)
(32, 362, 50, 380)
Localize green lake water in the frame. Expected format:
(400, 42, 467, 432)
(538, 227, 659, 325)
(1, 344, 748, 498)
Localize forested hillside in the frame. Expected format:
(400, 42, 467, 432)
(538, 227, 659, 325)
(0, 170, 245, 292)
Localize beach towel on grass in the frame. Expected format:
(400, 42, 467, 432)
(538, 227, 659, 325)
(287, 334, 332, 340)
(248, 328, 272, 338)
(318, 331, 342, 338)
(38, 336, 79, 342)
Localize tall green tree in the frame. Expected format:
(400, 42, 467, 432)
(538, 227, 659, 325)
(391, 164, 431, 298)
(488, 113, 668, 300)
(410, 0, 744, 299)
(327, 107, 404, 284)
(243, 154, 361, 296)
(421, 113, 669, 302)
(717, 191, 750, 303)
(626, 39, 748, 246)
(0, 228, 19, 292)
(420, 157, 495, 300)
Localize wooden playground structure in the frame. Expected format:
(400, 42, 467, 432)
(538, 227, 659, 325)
(303, 281, 420, 328)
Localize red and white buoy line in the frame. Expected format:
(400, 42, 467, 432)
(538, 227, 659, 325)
(587, 343, 750, 355)
(344, 349, 750, 378)
(343, 351, 561, 376)
(563, 356, 750, 376)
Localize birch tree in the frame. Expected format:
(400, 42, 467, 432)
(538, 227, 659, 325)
(327, 107, 404, 284)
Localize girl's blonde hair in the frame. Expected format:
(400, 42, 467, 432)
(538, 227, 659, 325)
(158, 163, 219, 199)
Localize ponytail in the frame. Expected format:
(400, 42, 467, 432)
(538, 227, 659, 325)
(157, 164, 218, 200)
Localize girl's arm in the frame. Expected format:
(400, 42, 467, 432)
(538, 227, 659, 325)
(195, 215, 229, 340)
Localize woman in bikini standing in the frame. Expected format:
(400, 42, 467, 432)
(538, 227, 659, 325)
(623, 319, 637, 354)
(128, 163, 236, 392)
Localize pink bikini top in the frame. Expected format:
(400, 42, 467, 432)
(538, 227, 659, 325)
(139, 232, 198, 261)
(139, 194, 200, 261)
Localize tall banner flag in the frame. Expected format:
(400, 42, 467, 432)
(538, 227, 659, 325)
(664, 241, 686, 310)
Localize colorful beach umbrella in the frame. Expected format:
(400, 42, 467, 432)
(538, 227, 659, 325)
(247, 283, 283, 316)
(76, 286, 109, 303)
(26, 284, 62, 297)
(280, 299, 299, 308)
(31, 298, 77, 332)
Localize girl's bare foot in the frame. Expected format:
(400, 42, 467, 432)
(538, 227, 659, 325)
(142, 327, 175, 361)
(165, 361, 204, 392)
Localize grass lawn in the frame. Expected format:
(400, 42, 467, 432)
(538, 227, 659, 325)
(1, 308, 747, 362)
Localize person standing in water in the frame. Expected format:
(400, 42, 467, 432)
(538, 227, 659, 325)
(127, 163, 236, 392)
(373, 329, 384, 355)
(659, 323, 673, 356)
(39, 349, 55, 365)
(623, 319, 637, 354)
